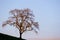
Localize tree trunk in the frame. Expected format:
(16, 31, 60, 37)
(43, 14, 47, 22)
(20, 32, 26, 40)
(20, 32, 22, 39)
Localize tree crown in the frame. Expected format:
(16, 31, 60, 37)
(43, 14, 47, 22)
(2, 8, 39, 33)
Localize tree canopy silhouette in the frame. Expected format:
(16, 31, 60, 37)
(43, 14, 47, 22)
(2, 8, 39, 40)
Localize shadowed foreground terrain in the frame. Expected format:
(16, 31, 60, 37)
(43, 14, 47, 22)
(0, 33, 19, 40)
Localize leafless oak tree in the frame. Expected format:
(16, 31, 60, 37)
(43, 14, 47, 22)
(2, 8, 39, 40)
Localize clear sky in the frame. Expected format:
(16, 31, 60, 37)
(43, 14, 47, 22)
(0, 0, 60, 39)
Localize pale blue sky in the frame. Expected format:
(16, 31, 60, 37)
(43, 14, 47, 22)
(0, 0, 60, 39)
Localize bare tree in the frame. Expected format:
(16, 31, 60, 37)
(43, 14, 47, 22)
(2, 8, 39, 40)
